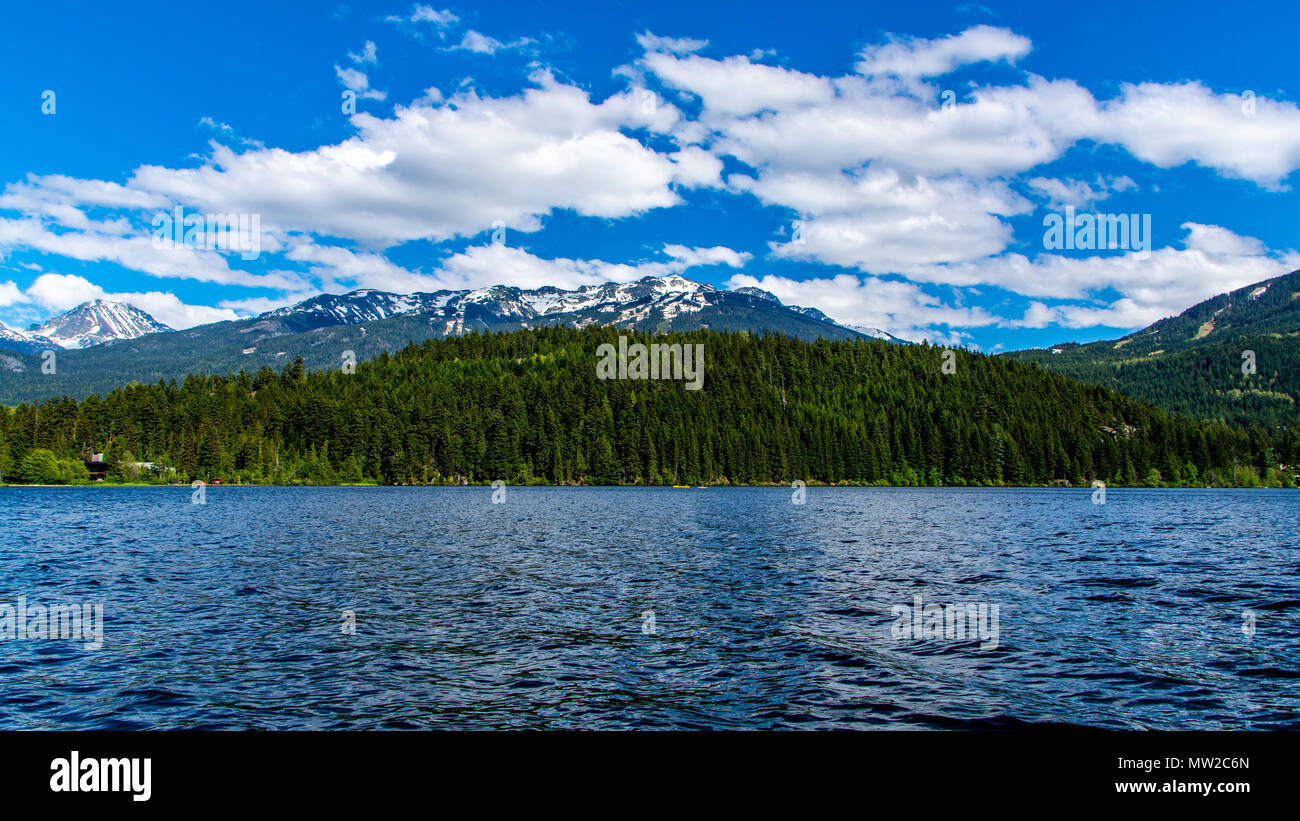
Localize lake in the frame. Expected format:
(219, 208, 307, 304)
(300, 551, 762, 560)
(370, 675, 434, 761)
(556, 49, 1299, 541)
(0, 486, 1296, 729)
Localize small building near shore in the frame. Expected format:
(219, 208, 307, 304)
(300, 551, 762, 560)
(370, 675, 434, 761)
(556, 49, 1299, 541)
(83, 458, 109, 481)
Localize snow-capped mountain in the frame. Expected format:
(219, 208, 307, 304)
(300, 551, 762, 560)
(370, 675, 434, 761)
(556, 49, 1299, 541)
(0, 324, 60, 355)
(26, 300, 173, 349)
(0, 275, 901, 405)
(846, 324, 907, 343)
(0, 276, 892, 368)
(262, 274, 874, 339)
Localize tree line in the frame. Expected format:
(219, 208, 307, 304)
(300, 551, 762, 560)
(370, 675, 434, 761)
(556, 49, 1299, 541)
(1, 326, 1295, 487)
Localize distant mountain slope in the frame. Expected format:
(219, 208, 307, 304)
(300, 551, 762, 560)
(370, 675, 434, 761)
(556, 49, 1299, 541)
(0, 324, 59, 355)
(1004, 268, 1300, 427)
(0, 275, 874, 405)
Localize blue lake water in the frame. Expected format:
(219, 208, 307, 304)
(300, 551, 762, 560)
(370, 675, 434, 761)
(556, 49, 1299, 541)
(0, 486, 1297, 730)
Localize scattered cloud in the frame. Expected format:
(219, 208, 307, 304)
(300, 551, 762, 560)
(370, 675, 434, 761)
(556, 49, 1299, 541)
(752, 167, 1027, 272)
(0, 280, 25, 306)
(335, 65, 386, 100)
(1025, 174, 1136, 210)
(445, 30, 534, 55)
(1095, 82, 1300, 188)
(854, 25, 1031, 79)
(451, 30, 503, 53)
(198, 117, 263, 149)
(386, 5, 458, 31)
(348, 40, 378, 65)
(126, 74, 693, 244)
(636, 31, 709, 55)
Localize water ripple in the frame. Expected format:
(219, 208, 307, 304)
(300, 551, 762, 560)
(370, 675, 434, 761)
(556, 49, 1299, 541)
(0, 486, 1296, 729)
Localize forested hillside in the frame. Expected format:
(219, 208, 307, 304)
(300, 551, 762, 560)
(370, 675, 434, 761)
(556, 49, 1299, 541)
(1006, 268, 1300, 427)
(2, 327, 1294, 487)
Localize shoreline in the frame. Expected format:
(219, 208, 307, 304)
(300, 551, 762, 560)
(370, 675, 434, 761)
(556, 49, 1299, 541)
(1, 482, 1292, 490)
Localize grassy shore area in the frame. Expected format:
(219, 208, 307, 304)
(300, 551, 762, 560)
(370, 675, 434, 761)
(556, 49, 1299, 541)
(1, 478, 1293, 490)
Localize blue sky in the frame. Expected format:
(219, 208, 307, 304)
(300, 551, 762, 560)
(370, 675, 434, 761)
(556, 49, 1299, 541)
(1, 0, 1297, 350)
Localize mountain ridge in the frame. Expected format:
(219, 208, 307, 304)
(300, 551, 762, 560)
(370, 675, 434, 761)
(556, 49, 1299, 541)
(257, 274, 903, 339)
(0, 324, 59, 355)
(0, 274, 877, 404)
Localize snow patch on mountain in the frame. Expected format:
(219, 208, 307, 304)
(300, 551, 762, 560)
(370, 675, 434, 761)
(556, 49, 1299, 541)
(847, 324, 908, 343)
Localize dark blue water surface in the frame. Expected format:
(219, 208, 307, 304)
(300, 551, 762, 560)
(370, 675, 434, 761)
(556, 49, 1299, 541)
(1, 486, 1297, 730)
